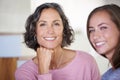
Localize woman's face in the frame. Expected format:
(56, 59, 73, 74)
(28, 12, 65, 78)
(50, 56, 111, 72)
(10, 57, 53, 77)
(88, 11, 120, 59)
(36, 8, 63, 49)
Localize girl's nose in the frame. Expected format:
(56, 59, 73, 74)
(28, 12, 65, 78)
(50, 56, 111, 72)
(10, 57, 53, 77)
(93, 31, 101, 40)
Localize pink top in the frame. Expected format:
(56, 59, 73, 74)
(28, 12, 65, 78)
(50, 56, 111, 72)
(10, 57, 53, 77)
(15, 51, 101, 80)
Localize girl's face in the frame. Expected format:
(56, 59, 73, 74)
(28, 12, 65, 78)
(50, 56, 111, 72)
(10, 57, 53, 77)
(88, 11, 120, 59)
(36, 8, 63, 49)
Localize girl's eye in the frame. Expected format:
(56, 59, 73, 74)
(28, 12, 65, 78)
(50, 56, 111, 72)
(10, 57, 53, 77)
(100, 26, 107, 30)
(88, 28, 95, 33)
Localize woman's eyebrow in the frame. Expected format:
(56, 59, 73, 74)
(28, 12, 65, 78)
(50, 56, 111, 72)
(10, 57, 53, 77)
(37, 20, 46, 24)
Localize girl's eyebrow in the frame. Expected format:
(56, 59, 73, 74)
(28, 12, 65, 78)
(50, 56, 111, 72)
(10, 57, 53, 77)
(88, 26, 94, 28)
(98, 23, 107, 27)
(88, 23, 108, 28)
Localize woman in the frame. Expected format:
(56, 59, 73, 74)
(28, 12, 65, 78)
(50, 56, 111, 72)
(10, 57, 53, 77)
(87, 4, 120, 80)
(15, 2, 100, 80)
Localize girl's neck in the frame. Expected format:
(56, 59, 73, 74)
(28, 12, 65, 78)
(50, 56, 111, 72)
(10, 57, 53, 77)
(105, 50, 114, 61)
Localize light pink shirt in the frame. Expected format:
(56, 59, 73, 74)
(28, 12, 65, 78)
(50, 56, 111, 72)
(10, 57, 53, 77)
(15, 51, 101, 80)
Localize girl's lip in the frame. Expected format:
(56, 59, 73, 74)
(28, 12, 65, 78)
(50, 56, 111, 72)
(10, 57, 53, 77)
(96, 42, 105, 46)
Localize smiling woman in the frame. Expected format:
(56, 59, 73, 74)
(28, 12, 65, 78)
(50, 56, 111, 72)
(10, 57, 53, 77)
(36, 8, 63, 49)
(15, 2, 100, 80)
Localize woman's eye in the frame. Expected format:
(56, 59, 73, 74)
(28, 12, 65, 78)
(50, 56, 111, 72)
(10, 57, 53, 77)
(39, 23, 46, 27)
(54, 23, 60, 26)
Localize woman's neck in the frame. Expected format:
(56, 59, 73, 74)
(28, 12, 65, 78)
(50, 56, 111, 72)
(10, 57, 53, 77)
(50, 48, 76, 69)
(50, 47, 64, 69)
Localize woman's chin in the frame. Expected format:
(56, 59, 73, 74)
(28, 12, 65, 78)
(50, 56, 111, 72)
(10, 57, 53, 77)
(42, 46, 57, 49)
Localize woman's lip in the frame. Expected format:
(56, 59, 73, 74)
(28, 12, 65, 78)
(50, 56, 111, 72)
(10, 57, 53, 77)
(44, 37, 56, 41)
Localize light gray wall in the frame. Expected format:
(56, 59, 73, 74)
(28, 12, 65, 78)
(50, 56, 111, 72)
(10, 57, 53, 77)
(104, 0, 120, 5)
(0, 0, 31, 33)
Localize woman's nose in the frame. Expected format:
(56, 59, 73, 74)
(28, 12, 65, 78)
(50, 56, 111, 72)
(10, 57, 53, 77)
(47, 26, 54, 34)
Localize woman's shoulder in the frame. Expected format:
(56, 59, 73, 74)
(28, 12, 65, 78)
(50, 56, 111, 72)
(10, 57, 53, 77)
(18, 59, 36, 69)
(76, 50, 94, 58)
(65, 49, 92, 57)
(74, 50, 96, 64)
(66, 49, 94, 60)
(15, 59, 37, 75)
(15, 59, 38, 79)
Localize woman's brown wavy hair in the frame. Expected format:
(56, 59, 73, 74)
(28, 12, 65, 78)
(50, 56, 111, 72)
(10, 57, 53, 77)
(24, 3, 74, 51)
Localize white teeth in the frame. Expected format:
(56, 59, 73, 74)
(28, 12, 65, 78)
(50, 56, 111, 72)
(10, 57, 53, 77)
(44, 37, 55, 40)
(96, 42, 105, 46)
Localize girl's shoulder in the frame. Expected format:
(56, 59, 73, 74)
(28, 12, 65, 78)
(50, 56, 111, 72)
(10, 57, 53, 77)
(102, 68, 120, 80)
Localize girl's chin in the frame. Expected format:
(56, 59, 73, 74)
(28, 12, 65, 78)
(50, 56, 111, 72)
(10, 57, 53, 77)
(96, 50, 105, 55)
